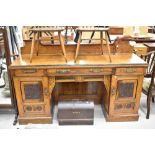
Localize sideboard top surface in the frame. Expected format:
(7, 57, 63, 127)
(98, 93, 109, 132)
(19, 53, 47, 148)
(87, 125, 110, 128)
(10, 53, 147, 69)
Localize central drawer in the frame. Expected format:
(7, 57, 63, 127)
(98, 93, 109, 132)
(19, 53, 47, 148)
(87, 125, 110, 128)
(47, 68, 113, 76)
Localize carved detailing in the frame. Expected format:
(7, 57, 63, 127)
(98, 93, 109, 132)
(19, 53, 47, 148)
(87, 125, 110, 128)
(118, 82, 134, 98)
(33, 105, 43, 111)
(114, 103, 135, 111)
(49, 77, 55, 94)
(26, 106, 32, 111)
(24, 105, 44, 113)
(44, 88, 49, 96)
(24, 83, 43, 100)
(114, 104, 122, 110)
(111, 87, 116, 96)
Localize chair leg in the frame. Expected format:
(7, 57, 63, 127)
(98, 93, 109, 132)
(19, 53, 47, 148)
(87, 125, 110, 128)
(152, 97, 154, 103)
(146, 94, 152, 119)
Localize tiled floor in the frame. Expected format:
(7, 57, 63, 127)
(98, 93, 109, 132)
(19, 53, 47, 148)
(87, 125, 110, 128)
(0, 93, 155, 129)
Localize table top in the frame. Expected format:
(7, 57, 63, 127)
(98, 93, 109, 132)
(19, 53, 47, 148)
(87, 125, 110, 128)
(76, 27, 109, 32)
(10, 53, 147, 69)
(29, 27, 65, 32)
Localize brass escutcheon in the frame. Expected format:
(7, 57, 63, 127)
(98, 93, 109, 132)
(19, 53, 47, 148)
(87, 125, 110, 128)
(24, 69, 37, 74)
(72, 111, 80, 114)
(125, 68, 136, 73)
(56, 69, 70, 74)
(89, 68, 103, 73)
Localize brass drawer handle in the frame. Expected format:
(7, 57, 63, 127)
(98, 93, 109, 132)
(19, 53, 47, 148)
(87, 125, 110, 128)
(72, 111, 80, 114)
(125, 68, 136, 73)
(23, 69, 37, 74)
(89, 68, 103, 73)
(56, 69, 70, 74)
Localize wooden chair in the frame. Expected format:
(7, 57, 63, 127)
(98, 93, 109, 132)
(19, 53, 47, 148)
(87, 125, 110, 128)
(142, 50, 155, 118)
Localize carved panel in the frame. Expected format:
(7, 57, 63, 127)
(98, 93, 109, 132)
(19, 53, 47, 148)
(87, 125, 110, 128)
(24, 83, 43, 100)
(117, 82, 134, 98)
(24, 105, 44, 113)
(114, 102, 135, 112)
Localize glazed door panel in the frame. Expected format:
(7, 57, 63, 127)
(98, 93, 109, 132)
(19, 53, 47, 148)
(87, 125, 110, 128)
(13, 77, 51, 116)
(109, 75, 143, 115)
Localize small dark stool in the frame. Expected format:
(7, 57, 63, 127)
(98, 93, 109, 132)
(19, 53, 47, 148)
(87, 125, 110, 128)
(58, 100, 94, 125)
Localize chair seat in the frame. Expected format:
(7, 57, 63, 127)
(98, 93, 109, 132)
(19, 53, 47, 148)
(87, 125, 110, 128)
(143, 78, 155, 95)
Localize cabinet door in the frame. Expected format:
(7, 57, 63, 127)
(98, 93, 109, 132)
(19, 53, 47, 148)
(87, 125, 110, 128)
(109, 75, 143, 115)
(14, 77, 51, 116)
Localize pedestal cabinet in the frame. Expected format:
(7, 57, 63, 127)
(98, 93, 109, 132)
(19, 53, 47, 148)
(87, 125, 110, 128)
(104, 68, 144, 121)
(13, 76, 52, 124)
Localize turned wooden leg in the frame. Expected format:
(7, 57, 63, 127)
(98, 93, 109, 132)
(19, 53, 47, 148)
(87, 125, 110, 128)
(58, 31, 67, 62)
(146, 93, 151, 119)
(105, 32, 112, 62)
(30, 32, 36, 63)
(100, 31, 104, 54)
(36, 32, 39, 56)
(75, 31, 82, 62)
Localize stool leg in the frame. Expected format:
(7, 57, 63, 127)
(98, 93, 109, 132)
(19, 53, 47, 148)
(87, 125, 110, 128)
(100, 31, 104, 54)
(58, 31, 67, 62)
(89, 31, 95, 43)
(75, 31, 82, 62)
(30, 32, 36, 63)
(36, 32, 40, 56)
(105, 31, 112, 62)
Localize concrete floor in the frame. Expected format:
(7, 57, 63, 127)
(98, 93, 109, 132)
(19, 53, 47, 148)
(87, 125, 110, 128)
(0, 93, 155, 129)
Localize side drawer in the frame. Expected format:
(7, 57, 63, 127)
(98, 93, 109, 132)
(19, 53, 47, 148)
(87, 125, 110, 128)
(115, 67, 145, 75)
(47, 68, 113, 76)
(14, 69, 44, 76)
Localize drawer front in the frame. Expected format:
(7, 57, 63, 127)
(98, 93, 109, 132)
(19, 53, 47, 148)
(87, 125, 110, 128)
(15, 69, 44, 76)
(47, 68, 113, 76)
(115, 68, 144, 75)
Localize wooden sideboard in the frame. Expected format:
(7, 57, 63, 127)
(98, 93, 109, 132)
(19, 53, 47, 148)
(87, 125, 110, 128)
(9, 41, 147, 124)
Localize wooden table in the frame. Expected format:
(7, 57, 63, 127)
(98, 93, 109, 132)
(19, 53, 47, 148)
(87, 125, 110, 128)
(9, 42, 147, 124)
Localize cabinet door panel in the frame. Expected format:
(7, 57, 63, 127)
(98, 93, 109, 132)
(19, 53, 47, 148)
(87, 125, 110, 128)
(21, 81, 43, 102)
(116, 79, 137, 101)
(14, 77, 51, 116)
(109, 75, 143, 115)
